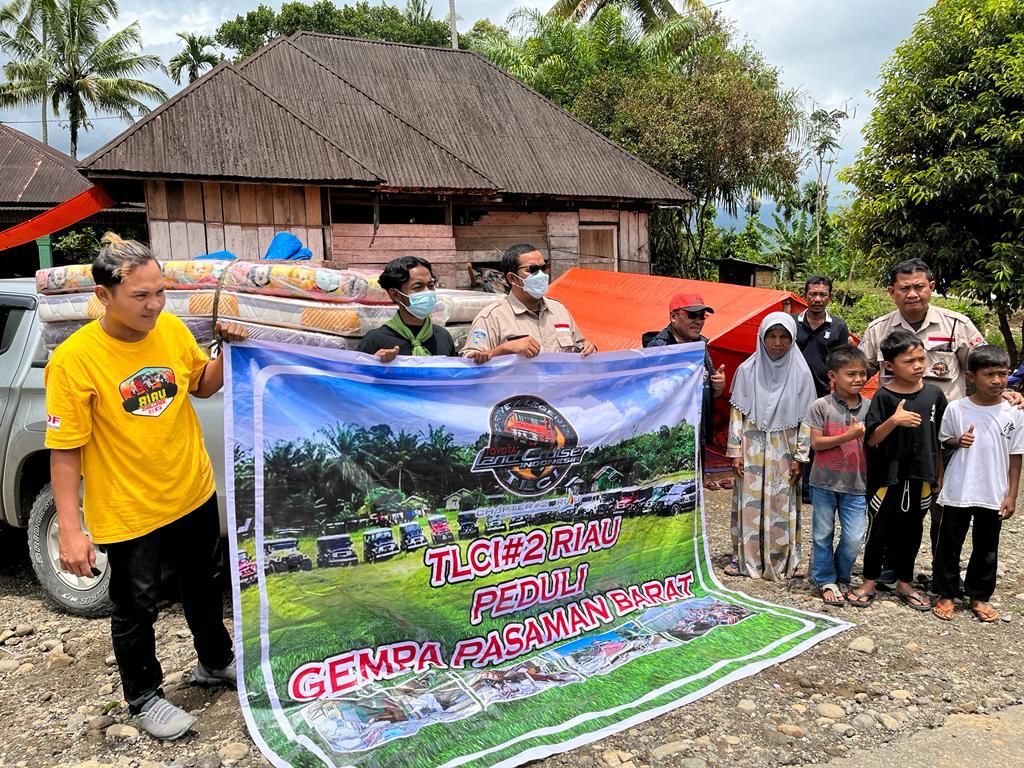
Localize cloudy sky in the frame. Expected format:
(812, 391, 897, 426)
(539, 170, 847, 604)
(1, 0, 932, 181)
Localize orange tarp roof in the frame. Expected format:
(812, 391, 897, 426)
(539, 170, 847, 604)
(549, 267, 805, 357)
(548, 268, 807, 448)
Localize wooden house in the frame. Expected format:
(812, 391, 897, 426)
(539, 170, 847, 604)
(0, 125, 142, 277)
(713, 256, 779, 289)
(79, 33, 691, 288)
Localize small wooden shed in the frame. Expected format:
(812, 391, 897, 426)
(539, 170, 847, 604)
(78, 33, 691, 287)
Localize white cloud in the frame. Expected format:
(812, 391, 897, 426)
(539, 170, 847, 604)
(1, 0, 934, 172)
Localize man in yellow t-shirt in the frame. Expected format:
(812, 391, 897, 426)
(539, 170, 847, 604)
(45, 234, 244, 741)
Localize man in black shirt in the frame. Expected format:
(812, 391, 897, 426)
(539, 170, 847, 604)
(643, 292, 726, 446)
(794, 276, 850, 398)
(794, 276, 849, 503)
(357, 257, 457, 360)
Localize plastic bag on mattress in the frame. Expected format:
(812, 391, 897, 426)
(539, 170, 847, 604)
(223, 261, 372, 303)
(218, 292, 449, 337)
(445, 324, 472, 352)
(436, 289, 504, 324)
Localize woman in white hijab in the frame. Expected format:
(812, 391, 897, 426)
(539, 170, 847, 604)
(724, 312, 816, 580)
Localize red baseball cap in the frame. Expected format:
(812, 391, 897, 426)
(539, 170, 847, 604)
(669, 292, 714, 313)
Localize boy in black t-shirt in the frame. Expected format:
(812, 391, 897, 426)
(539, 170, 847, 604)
(848, 331, 947, 611)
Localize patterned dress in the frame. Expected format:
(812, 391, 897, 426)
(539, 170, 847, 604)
(726, 407, 810, 580)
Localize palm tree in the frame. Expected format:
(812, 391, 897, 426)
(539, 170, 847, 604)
(0, 0, 67, 143)
(471, 6, 702, 108)
(547, 0, 706, 32)
(0, 0, 166, 158)
(168, 31, 219, 85)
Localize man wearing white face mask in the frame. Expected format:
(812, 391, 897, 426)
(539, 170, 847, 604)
(358, 256, 458, 361)
(461, 244, 596, 364)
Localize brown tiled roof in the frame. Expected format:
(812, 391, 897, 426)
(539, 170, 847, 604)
(0, 124, 92, 204)
(82, 35, 691, 203)
(81, 63, 380, 185)
(240, 38, 496, 193)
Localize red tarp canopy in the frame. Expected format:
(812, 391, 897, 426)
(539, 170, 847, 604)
(0, 185, 113, 251)
(548, 268, 807, 446)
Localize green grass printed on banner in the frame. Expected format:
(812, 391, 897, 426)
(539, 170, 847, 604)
(236, 508, 839, 768)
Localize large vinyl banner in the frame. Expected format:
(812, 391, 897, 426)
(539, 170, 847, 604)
(226, 342, 847, 768)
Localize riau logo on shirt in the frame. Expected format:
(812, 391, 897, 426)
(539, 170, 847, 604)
(119, 367, 178, 417)
(46, 414, 61, 430)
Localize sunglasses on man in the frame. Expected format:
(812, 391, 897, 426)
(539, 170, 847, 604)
(674, 310, 706, 320)
(518, 263, 550, 275)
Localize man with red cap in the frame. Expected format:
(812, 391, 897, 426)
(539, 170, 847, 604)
(643, 292, 726, 445)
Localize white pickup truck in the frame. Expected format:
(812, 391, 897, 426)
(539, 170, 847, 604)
(0, 278, 227, 617)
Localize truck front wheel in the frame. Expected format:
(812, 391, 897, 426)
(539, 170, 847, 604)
(28, 484, 112, 618)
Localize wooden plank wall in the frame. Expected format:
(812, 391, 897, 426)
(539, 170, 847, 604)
(617, 210, 651, 275)
(145, 180, 326, 261)
(327, 223, 460, 286)
(546, 213, 578, 279)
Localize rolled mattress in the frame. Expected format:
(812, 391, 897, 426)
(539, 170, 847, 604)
(36, 260, 233, 295)
(218, 292, 449, 337)
(38, 290, 445, 337)
(36, 291, 240, 323)
(42, 317, 214, 350)
(223, 261, 391, 304)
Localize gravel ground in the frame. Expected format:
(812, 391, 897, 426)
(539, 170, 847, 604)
(1, 486, 1022, 768)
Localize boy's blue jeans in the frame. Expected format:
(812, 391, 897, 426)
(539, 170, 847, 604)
(810, 487, 867, 586)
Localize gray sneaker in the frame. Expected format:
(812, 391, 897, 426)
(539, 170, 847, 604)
(193, 660, 237, 688)
(137, 696, 197, 741)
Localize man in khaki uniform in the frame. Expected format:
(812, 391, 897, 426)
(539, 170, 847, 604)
(462, 244, 596, 363)
(859, 258, 985, 400)
(859, 257, 1022, 585)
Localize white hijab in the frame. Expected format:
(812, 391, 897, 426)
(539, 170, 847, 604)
(729, 312, 816, 432)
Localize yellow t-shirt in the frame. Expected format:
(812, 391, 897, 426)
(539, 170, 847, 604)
(44, 313, 216, 544)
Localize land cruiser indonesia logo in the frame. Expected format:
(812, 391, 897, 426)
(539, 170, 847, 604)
(119, 367, 178, 417)
(471, 396, 586, 496)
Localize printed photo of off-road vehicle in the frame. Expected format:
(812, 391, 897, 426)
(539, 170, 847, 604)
(316, 534, 358, 568)
(237, 550, 259, 588)
(484, 514, 506, 535)
(263, 537, 313, 573)
(457, 511, 479, 540)
(647, 481, 698, 516)
(399, 522, 428, 552)
(427, 514, 454, 545)
(362, 528, 400, 563)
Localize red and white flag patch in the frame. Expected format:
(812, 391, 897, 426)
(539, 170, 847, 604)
(46, 414, 61, 431)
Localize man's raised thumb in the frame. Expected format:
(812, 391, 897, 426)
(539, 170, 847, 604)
(896, 399, 906, 410)
(966, 424, 975, 434)
(716, 364, 725, 374)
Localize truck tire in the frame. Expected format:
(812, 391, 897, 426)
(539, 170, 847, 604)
(28, 484, 112, 618)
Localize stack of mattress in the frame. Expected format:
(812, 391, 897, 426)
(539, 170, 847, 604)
(36, 261, 502, 354)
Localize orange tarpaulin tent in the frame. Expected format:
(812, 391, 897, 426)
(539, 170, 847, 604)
(548, 268, 807, 446)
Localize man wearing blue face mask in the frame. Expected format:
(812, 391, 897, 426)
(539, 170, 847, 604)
(358, 256, 458, 361)
(461, 244, 596, 364)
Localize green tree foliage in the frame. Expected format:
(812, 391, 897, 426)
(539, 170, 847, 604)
(547, 0, 706, 33)
(168, 31, 220, 85)
(240, 416, 696, 530)
(843, 0, 1024, 362)
(472, 6, 800, 279)
(0, 0, 165, 158)
(215, 0, 453, 61)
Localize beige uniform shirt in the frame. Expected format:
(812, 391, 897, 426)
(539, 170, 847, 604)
(461, 293, 586, 355)
(859, 305, 985, 400)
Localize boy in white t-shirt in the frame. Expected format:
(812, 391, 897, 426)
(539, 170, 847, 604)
(933, 346, 1024, 622)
